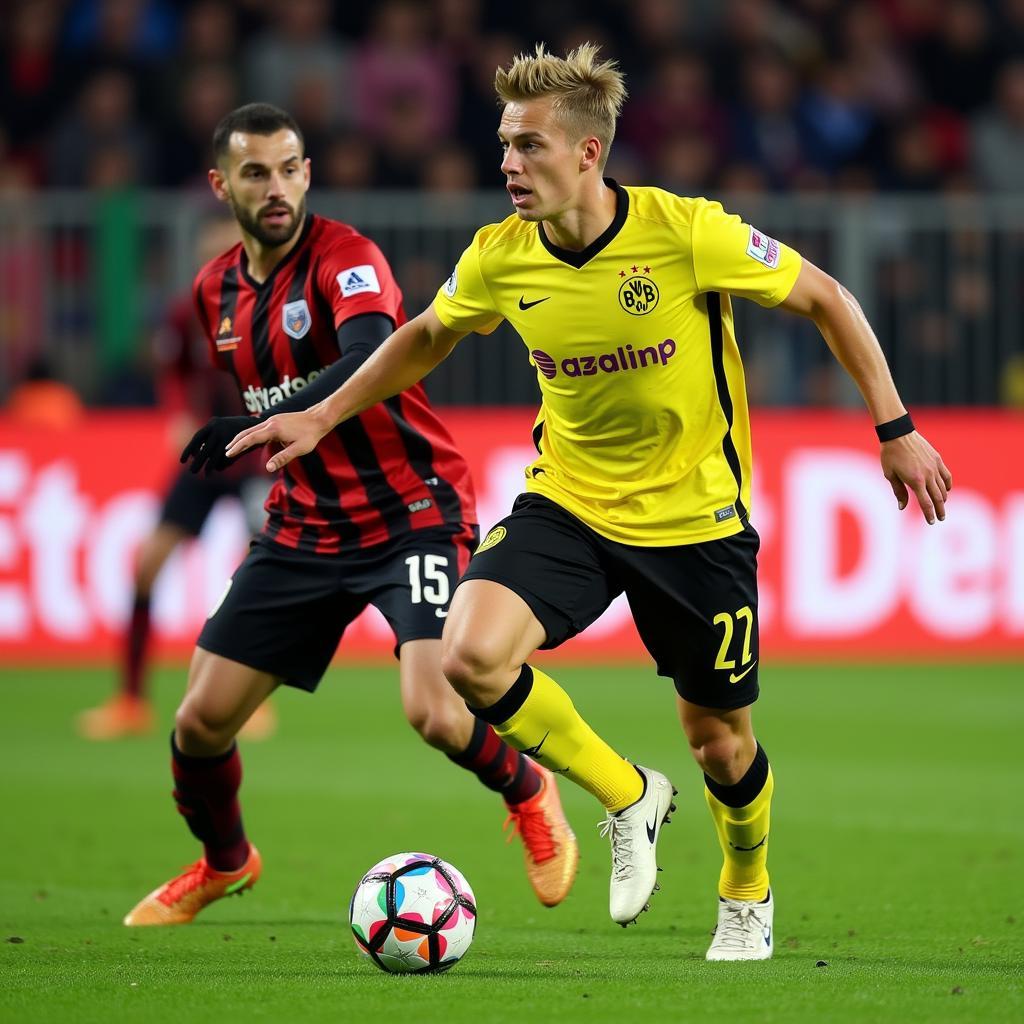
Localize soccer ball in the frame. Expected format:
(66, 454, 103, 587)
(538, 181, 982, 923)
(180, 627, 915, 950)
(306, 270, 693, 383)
(349, 852, 477, 974)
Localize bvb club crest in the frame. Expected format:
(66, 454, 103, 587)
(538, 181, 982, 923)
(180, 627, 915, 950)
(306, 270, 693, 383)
(617, 265, 660, 316)
(282, 299, 312, 339)
(476, 525, 506, 554)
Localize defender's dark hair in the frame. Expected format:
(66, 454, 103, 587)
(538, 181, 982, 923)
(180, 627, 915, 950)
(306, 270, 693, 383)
(212, 103, 304, 160)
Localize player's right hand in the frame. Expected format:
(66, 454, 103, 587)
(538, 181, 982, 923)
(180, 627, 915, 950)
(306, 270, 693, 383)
(180, 415, 254, 475)
(225, 410, 329, 473)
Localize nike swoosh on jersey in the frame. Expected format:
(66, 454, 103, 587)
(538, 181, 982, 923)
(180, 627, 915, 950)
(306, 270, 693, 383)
(518, 295, 550, 310)
(728, 660, 758, 684)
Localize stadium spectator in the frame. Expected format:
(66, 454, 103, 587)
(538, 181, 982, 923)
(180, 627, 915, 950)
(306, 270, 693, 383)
(352, 1, 457, 146)
(800, 61, 878, 174)
(883, 114, 946, 191)
(175, 0, 238, 64)
(241, 0, 351, 129)
(455, 32, 527, 182)
(839, 1, 920, 118)
(375, 93, 441, 188)
(421, 143, 480, 193)
(620, 50, 729, 168)
(61, 0, 175, 126)
(318, 132, 378, 190)
(913, 0, 996, 115)
(46, 67, 153, 187)
(0, 0, 66, 176)
(971, 59, 1024, 192)
(998, 0, 1024, 59)
(156, 1, 240, 142)
(159, 62, 238, 188)
(651, 130, 718, 195)
(729, 46, 810, 189)
(62, 0, 178, 61)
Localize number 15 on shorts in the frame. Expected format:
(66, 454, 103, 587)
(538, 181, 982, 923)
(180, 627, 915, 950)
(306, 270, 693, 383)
(713, 605, 757, 683)
(405, 554, 451, 617)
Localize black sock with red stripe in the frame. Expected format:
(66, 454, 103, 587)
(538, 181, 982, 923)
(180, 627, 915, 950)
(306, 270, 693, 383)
(122, 594, 150, 699)
(171, 735, 250, 872)
(449, 719, 542, 806)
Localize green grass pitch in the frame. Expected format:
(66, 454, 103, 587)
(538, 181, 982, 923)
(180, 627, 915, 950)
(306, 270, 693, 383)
(1, 662, 1021, 1023)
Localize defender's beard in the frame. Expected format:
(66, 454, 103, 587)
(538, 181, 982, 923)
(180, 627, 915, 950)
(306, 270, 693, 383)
(232, 194, 306, 248)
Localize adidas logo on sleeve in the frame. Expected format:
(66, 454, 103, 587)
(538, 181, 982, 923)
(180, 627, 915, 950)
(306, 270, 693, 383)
(337, 265, 381, 297)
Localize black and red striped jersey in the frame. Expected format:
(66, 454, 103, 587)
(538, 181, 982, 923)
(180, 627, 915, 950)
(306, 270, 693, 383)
(192, 213, 477, 554)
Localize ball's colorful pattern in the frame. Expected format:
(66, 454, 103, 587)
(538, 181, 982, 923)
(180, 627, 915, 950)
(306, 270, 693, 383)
(349, 853, 477, 973)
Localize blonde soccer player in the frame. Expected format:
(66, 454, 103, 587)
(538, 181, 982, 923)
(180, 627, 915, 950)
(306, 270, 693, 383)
(224, 47, 951, 960)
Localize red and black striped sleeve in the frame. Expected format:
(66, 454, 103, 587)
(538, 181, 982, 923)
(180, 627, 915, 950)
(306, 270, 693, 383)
(314, 233, 405, 332)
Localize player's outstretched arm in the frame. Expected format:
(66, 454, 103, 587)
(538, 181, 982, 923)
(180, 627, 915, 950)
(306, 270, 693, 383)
(779, 260, 953, 524)
(226, 307, 465, 472)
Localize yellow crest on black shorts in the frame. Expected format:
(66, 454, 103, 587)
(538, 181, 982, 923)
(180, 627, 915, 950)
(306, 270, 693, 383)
(476, 525, 506, 554)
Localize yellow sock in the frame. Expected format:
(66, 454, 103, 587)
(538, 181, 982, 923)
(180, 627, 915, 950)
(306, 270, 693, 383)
(486, 665, 642, 812)
(704, 752, 773, 902)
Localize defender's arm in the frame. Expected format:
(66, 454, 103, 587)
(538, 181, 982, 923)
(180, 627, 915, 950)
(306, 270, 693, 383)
(225, 307, 466, 471)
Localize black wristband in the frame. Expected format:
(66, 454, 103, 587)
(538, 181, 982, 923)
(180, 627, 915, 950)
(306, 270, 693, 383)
(875, 413, 914, 442)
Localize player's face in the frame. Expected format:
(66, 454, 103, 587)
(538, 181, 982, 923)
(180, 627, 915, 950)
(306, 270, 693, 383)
(210, 129, 311, 248)
(498, 98, 592, 221)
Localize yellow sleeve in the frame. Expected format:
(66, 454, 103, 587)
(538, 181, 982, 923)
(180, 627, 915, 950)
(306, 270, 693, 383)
(690, 200, 802, 308)
(431, 228, 504, 336)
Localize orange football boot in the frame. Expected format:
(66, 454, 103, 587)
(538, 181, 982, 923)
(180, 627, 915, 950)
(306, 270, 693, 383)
(76, 694, 155, 740)
(123, 845, 261, 926)
(504, 765, 579, 907)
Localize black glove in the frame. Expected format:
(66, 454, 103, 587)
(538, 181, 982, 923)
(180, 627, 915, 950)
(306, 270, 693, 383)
(180, 415, 256, 475)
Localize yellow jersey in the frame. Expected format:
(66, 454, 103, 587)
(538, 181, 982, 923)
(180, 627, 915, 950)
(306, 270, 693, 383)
(432, 181, 802, 545)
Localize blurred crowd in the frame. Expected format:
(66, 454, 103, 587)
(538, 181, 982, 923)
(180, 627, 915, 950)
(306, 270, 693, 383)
(3, 0, 1024, 412)
(6, 0, 1024, 196)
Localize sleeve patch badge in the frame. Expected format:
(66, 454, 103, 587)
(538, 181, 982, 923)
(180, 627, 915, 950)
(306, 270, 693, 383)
(746, 226, 780, 269)
(337, 264, 381, 298)
(443, 266, 458, 297)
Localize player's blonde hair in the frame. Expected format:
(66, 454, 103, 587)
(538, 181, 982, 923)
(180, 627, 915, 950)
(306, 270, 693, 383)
(495, 43, 627, 168)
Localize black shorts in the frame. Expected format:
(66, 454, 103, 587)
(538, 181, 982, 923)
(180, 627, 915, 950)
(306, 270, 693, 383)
(160, 467, 244, 536)
(160, 464, 271, 536)
(197, 525, 479, 692)
(459, 494, 760, 710)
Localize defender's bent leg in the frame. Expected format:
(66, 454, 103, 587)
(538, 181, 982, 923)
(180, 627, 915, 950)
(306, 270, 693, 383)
(123, 649, 277, 926)
(176, 646, 278, 756)
(400, 638, 540, 804)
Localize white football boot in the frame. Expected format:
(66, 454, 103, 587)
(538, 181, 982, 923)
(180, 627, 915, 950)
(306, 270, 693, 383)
(706, 889, 774, 960)
(597, 765, 676, 926)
